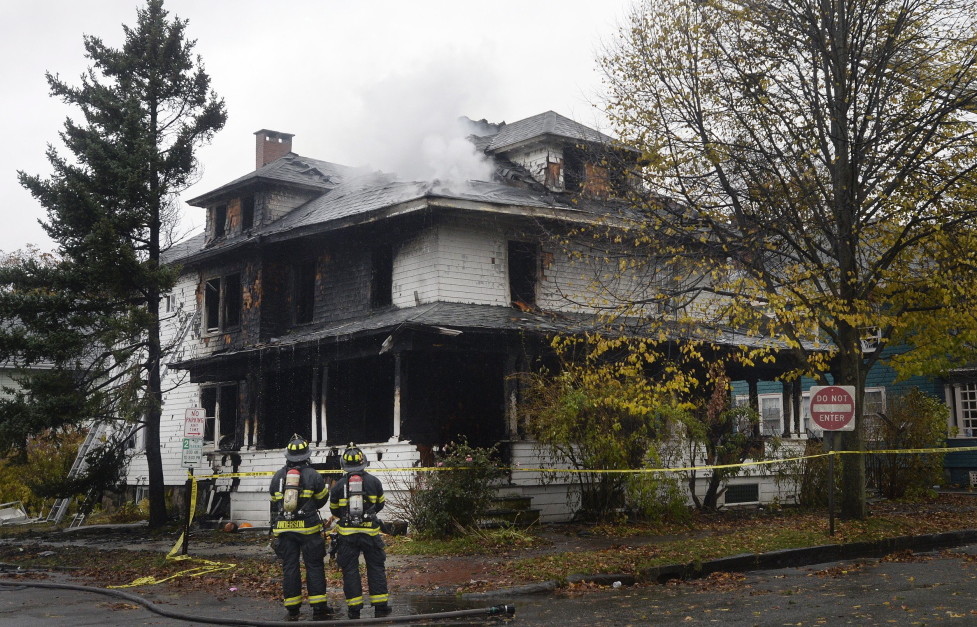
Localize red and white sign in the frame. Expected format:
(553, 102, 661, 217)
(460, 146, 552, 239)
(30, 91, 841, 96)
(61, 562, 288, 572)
(184, 408, 206, 438)
(809, 386, 856, 431)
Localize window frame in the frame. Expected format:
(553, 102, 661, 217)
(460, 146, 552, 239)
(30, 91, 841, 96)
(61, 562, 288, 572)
(213, 204, 228, 239)
(292, 260, 317, 325)
(370, 245, 393, 309)
(203, 273, 242, 334)
(508, 240, 539, 308)
(200, 382, 240, 452)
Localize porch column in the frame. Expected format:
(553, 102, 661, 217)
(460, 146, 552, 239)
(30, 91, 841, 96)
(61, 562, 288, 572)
(320, 365, 329, 444)
(748, 377, 760, 437)
(504, 352, 519, 439)
(311, 363, 322, 444)
(390, 352, 402, 442)
(781, 381, 792, 437)
(792, 378, 802, 435)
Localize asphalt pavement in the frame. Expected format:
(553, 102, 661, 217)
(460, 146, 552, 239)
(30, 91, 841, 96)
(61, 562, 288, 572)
(4, 543, 977, 626)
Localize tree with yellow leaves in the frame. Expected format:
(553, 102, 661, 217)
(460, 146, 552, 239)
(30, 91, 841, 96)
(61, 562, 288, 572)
(598, 0, 977, 519)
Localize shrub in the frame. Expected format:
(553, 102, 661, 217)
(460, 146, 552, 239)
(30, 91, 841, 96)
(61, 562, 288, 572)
(0, 428, 83, 515)
(866, 387, 948, 500)
(405, 441, 506, 538)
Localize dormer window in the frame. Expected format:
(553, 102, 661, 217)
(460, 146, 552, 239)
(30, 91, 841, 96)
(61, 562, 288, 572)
(213, 204, 228, 239)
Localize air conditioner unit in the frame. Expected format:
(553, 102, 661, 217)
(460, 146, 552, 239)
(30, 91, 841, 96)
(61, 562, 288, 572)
(860, 327, 882, 354)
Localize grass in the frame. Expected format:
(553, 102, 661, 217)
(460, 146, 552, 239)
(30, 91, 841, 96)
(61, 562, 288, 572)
(503, 495, 977, 583)
(387, 525, 544, 556)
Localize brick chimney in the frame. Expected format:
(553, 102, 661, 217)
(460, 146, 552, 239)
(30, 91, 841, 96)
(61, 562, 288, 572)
(254, 129, 295, 169)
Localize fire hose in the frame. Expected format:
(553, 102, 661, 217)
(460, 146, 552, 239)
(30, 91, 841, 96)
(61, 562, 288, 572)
(0, 579, 516, 625)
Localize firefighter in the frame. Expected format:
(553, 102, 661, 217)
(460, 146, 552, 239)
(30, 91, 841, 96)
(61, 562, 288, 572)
(269, 434, 332, 621)
(329, 443, 390, 619)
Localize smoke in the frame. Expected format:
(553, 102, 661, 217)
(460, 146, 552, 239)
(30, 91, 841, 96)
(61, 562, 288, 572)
(327, 51, 501, 183)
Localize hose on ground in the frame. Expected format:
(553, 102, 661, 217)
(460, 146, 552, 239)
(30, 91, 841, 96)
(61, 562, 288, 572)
(0, 579, 516, 625)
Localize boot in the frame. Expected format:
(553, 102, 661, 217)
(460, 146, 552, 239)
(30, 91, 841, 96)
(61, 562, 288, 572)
(347, 606, 361, 620)
(284, 607, 300, 622)
(374, 603, 392, 617)
(312, 604, 334, 620)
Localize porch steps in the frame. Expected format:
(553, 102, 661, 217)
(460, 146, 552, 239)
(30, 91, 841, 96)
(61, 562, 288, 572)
(481, 494, 540, 529)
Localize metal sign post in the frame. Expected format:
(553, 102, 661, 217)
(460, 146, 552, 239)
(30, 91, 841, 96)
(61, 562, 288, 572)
(181, 408, 206, 555)
(825, 431, 835, 536)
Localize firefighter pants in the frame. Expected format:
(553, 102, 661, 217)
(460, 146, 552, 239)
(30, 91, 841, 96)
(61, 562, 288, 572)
(272, 531, 328, 610)
(335, 533, 388, 609)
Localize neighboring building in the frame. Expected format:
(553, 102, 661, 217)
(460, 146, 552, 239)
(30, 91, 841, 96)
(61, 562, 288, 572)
(121, 113, 807, 522)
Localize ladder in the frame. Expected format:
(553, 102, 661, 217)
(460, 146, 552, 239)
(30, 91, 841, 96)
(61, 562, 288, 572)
(47, 422, 109, 525)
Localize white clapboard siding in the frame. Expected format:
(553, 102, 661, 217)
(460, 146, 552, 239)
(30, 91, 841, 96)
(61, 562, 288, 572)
(435, 217, 508, 305)
(393, 228, 439, 307)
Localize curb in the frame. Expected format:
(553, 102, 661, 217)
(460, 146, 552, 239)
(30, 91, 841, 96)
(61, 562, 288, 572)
(460, 528, 977, 599)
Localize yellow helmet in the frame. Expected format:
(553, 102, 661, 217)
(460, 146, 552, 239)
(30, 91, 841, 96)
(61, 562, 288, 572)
(285, 434, 311, 463)
(341, 443, 368, 472)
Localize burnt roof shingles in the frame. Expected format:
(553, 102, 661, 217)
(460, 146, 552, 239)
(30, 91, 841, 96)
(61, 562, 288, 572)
(484, 111, 620, 153)
(186, 154, 355, 206)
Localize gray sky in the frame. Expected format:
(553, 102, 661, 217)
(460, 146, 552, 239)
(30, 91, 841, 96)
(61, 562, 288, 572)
(0, 0, 634, 253)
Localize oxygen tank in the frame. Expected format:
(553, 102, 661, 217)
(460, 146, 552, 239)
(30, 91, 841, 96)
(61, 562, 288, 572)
(283, 468, 301, 514)
(348, 474, 364, 525)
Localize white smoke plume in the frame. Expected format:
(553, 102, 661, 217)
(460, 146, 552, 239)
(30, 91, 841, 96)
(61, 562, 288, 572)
(326, 51, 501, 184)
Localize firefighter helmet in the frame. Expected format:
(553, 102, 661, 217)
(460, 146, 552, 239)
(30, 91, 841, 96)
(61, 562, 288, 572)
(284, 434, 311, 463)
(341, 443, 368, 473)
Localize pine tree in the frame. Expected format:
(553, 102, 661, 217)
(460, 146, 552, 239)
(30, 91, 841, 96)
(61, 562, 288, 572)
(7, 0, 225, 526)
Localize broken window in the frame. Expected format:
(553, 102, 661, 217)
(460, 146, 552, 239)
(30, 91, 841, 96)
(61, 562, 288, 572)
(241, 195, 255, 230)
(583, 163, 611, 198)
(213, 204, 227, 239)
(508, 241, 539, 308)
(371, 245, 393, 308)
(261, 367, 314, 449)
(326, 357, 394, 445)
(545, 158, 563, 189)
(204, 273, 242, 333)
(293, 260, 316, 324)
(201, 383, 240, 450)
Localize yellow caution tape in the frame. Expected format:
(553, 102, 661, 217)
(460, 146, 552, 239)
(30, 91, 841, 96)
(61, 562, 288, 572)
(185, 445, 977, 481)
(110, 475, 236, 589)
(107, 555, 236, 589)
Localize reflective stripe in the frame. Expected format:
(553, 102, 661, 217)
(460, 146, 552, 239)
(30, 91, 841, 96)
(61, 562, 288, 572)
(273, 522, 323, 535)
(369, 594, 389, 603)
(333, 498, 349, 506)
(270, 494, 283, 501)
(336, 525, 380, 536)
(314, 486, 330, 499)
(347, 596, 363, 607)
(284, 595, 303, 607)
(300, 489, 314, 497)
(308, 594, 328, 604)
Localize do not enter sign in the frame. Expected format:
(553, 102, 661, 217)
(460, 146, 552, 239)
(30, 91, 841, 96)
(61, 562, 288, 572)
(809, 386, 856, 431)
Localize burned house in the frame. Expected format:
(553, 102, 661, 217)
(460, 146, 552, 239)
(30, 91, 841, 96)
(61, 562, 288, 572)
(123, 112, 800, 521)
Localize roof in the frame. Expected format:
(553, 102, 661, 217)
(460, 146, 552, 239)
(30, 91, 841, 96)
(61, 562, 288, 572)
(482, 111, 627, 153)
(167, 165, 637, 267)
(186, 154, 357, 206)
(171, 301, 807, 370)
(260, 171, 600, 240)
